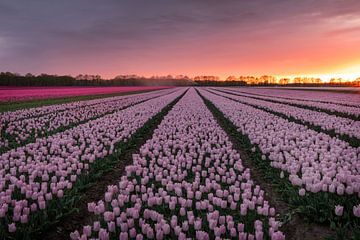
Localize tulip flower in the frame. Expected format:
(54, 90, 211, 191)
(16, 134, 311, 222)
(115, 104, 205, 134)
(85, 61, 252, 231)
(354, 205, 360, 217)
(335, 205, 344, 216)
(8, 223, 16, 233)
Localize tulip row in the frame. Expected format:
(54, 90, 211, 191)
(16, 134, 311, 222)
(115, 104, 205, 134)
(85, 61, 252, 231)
(70, 88, 285, 240)
(223, 87, 360, 108)
(198, 89, 360, 218)
(209, 88, 360, 145)
(0, 89, 176, 151)
(0, 86, 169, 103)
(0, 88, 172, 124)
(1, 89, 171, 151)
(0, 91, 126, 123)
(220, 87, 360, 119)
(0, 88, 186, 237)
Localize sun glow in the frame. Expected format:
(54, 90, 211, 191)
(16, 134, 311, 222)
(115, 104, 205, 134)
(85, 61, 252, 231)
(276, 62, 360, 83)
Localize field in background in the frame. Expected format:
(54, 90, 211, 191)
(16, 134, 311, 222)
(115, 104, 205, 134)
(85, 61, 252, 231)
(0, 86, 171, 102)
(0, 86, 171, 112)
(255, 86, 360, 94)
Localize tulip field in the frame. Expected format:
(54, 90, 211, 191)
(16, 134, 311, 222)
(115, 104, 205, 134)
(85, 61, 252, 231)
(0, 87, 359, 239)
(0, 88, 176, 152)
(0, 86, 170, 103)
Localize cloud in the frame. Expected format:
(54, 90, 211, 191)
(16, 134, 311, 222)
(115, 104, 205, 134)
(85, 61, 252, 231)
(325, 26, 360, 37)
(1, 0, 360, 76)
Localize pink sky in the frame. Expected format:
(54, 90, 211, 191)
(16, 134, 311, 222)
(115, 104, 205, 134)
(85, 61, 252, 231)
(1, 1, 360, 80)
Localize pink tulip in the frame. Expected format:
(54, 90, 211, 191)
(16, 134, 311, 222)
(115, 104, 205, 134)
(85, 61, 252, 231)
(271, 231, 286, 240)
(99, 228, 109, 240)
(93, 221, 101, 231)
(83, 225, 92, 237)
(70, 230, 80, 240)
(57, 190, 64, 198)
(146, 228, 154, 239)
(8, 223, 16, 233)
(129, 228, 137, 238)
(298, 188, 306, 197)
(353, 205, 360, 217)
(108, 221, 116, 232)
(104, 211, 115, 222)
(194, 219, 202, 230)
(20, 215, 28, 224)
(105, 192, 113, 202)
(120, 232, 129, 240)
(335, 205, 344, 216)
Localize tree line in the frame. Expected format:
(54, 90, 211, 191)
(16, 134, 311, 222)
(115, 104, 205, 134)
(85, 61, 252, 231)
(1, 72, 359, 87)
(0, 72, 194, 86)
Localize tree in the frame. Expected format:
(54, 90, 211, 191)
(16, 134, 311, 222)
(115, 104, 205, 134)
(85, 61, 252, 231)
(226, 76, 238, 81)
(279, 78, 290, 85)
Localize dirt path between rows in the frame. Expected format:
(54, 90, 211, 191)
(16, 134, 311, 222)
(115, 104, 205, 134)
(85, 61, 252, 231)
(197, 89, 335, 240)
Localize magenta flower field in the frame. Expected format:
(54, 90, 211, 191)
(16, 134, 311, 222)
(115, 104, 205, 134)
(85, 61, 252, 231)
(0, 86, 171, 102)
(0, 87, 359, 240)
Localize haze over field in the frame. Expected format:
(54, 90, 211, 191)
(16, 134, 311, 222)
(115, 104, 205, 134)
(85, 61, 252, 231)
(1, 0, 360, 81)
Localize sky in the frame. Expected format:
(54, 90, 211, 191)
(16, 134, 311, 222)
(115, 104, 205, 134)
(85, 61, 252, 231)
(1, 0, 360, 80)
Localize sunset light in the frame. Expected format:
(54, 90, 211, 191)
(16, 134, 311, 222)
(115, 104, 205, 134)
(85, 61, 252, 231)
(1, 1, 360, 82)
(277, 62, 360, 83)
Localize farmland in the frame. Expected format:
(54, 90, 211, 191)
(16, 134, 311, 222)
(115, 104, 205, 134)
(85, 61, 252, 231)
(0, 86, 172, 103)
(0, 87, 359, 240)
(0, 86, 172, 113)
